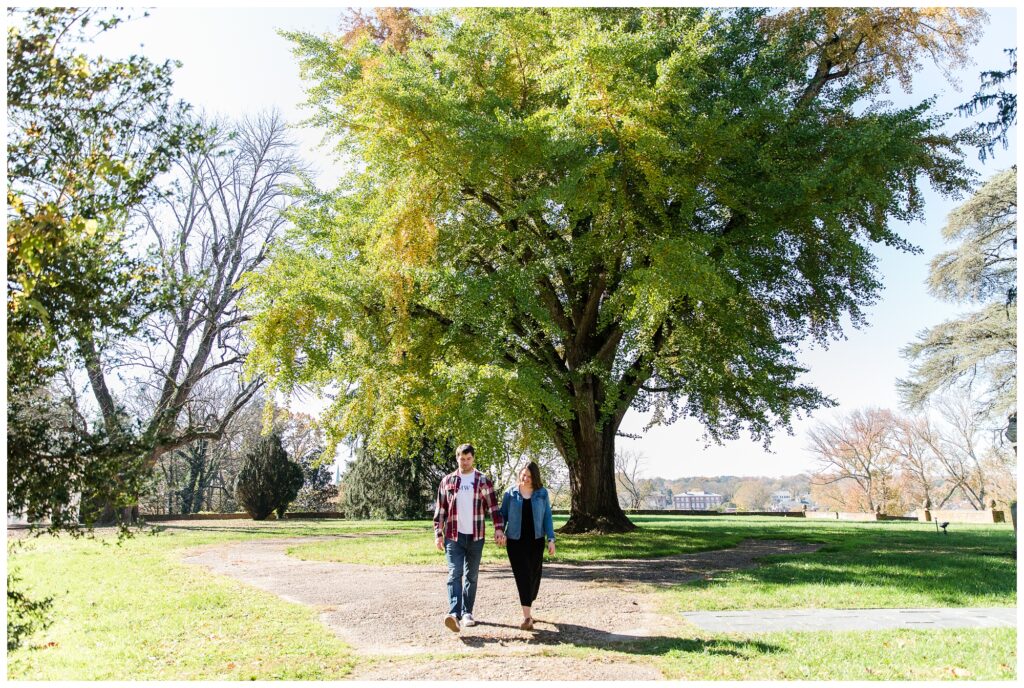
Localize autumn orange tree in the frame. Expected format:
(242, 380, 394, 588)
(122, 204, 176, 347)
(808, 408, 902, 513)
(244, 7, 983, 532)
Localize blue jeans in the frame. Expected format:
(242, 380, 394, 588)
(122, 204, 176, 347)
(445, 533, 484, 618)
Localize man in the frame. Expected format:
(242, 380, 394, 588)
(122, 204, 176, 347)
(433, 443, 505, 632)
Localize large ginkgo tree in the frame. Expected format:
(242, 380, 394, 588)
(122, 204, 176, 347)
(244, 7, 982, 532)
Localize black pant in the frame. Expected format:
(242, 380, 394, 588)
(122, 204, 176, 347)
(507, 535, 545, 607)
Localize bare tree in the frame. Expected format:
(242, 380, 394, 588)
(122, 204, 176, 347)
(615, 449, 653, 510)
(917, 394, 1011, 509)
(810, 479, 865, 512)
(135, 112, 300, 462)
(808, 408, 900, 513)
(890, 414, 940, 508)
(72, 111, 302, 520)
(275, 410, 325, 466)
(980, 444, 1017, 509)
(488, 444, 568, 502)
(808, 400, 1016, 514)
(543, 459, 571, 509)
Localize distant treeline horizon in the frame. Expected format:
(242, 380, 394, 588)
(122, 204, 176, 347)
(625, 474, 813, 500)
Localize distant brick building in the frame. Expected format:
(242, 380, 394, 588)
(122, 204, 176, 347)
(673, 491, 724, 510)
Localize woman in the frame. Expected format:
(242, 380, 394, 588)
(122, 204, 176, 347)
(499, 461, 556, 630)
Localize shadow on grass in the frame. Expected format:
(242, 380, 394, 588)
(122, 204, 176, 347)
(548, 518, 1015, 607)
(464, 619, 780, 657)
(673, 524, 1017, 607)
(532, 539, 823, 586)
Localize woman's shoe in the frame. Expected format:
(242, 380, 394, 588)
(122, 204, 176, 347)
(519, 617, 534, 631)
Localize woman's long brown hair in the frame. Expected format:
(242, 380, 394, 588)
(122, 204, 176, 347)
(525, 461, 543, 489)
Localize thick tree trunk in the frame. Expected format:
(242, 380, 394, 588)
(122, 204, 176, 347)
(80, 493, 139, 526)
(556, 405, 634, 534)
(88, 488, 142, 526)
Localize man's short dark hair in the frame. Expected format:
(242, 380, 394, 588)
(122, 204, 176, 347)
(456, 443, 475, 457)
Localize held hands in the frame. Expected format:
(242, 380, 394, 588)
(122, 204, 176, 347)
(494, 529, 507, 546)
(547, 540, 556, 556)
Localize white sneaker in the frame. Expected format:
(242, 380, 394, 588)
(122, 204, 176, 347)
(444, 614, 460, 633)
(462, 612, 477, 627)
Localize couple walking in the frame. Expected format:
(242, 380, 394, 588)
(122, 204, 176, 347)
(433, 443, 556, 633)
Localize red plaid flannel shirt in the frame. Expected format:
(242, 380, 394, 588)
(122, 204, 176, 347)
(433, 469, 504, 541)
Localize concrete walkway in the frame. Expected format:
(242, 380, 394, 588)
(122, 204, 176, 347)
(682, 607, 1017, 633)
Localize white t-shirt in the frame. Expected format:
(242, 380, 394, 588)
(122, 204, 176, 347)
(456, 471, 476, 535)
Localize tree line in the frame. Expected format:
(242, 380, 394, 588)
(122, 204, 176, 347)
(142, 401, 337, 517)
(808, 398, 1015, 515)
(613, 451, 813, 512)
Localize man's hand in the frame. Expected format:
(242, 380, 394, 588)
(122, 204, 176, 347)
(435, 535, 444, 552)
(547, 540, 556, 556)
(494, 529, 506, 546)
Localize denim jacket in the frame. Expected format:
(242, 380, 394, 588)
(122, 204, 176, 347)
(499, 487, 556, 542)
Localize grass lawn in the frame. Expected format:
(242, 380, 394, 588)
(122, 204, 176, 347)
(6, 520, 418, 680)
(6, 515, 1017, 680)
(292, 515, 1017, 610)
(560, 627, 1016, 680)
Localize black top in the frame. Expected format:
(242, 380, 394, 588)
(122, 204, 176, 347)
(521, 496, 535, 540)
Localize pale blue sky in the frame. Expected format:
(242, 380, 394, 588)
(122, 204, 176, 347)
(91, 6, 1018, 479)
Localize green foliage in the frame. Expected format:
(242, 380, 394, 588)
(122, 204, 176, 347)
(292, 448, 339, 513)
(6, 8, 196, 534)
(233, 433, 304, 520)
(7, 386, 149, 533)
(956, 48, 1017, 162)
(7, 7, 194, 376)
(900, 169, 1017, 418)
(926, 169, 1017, 306)
(6, 572, 53, 651)
(244, 8, 974, 522)
(342, 439, 456, 520)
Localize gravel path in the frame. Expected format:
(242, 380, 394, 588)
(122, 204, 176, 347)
(181, 536, 820, 679)
(351, 654, 665, 681)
